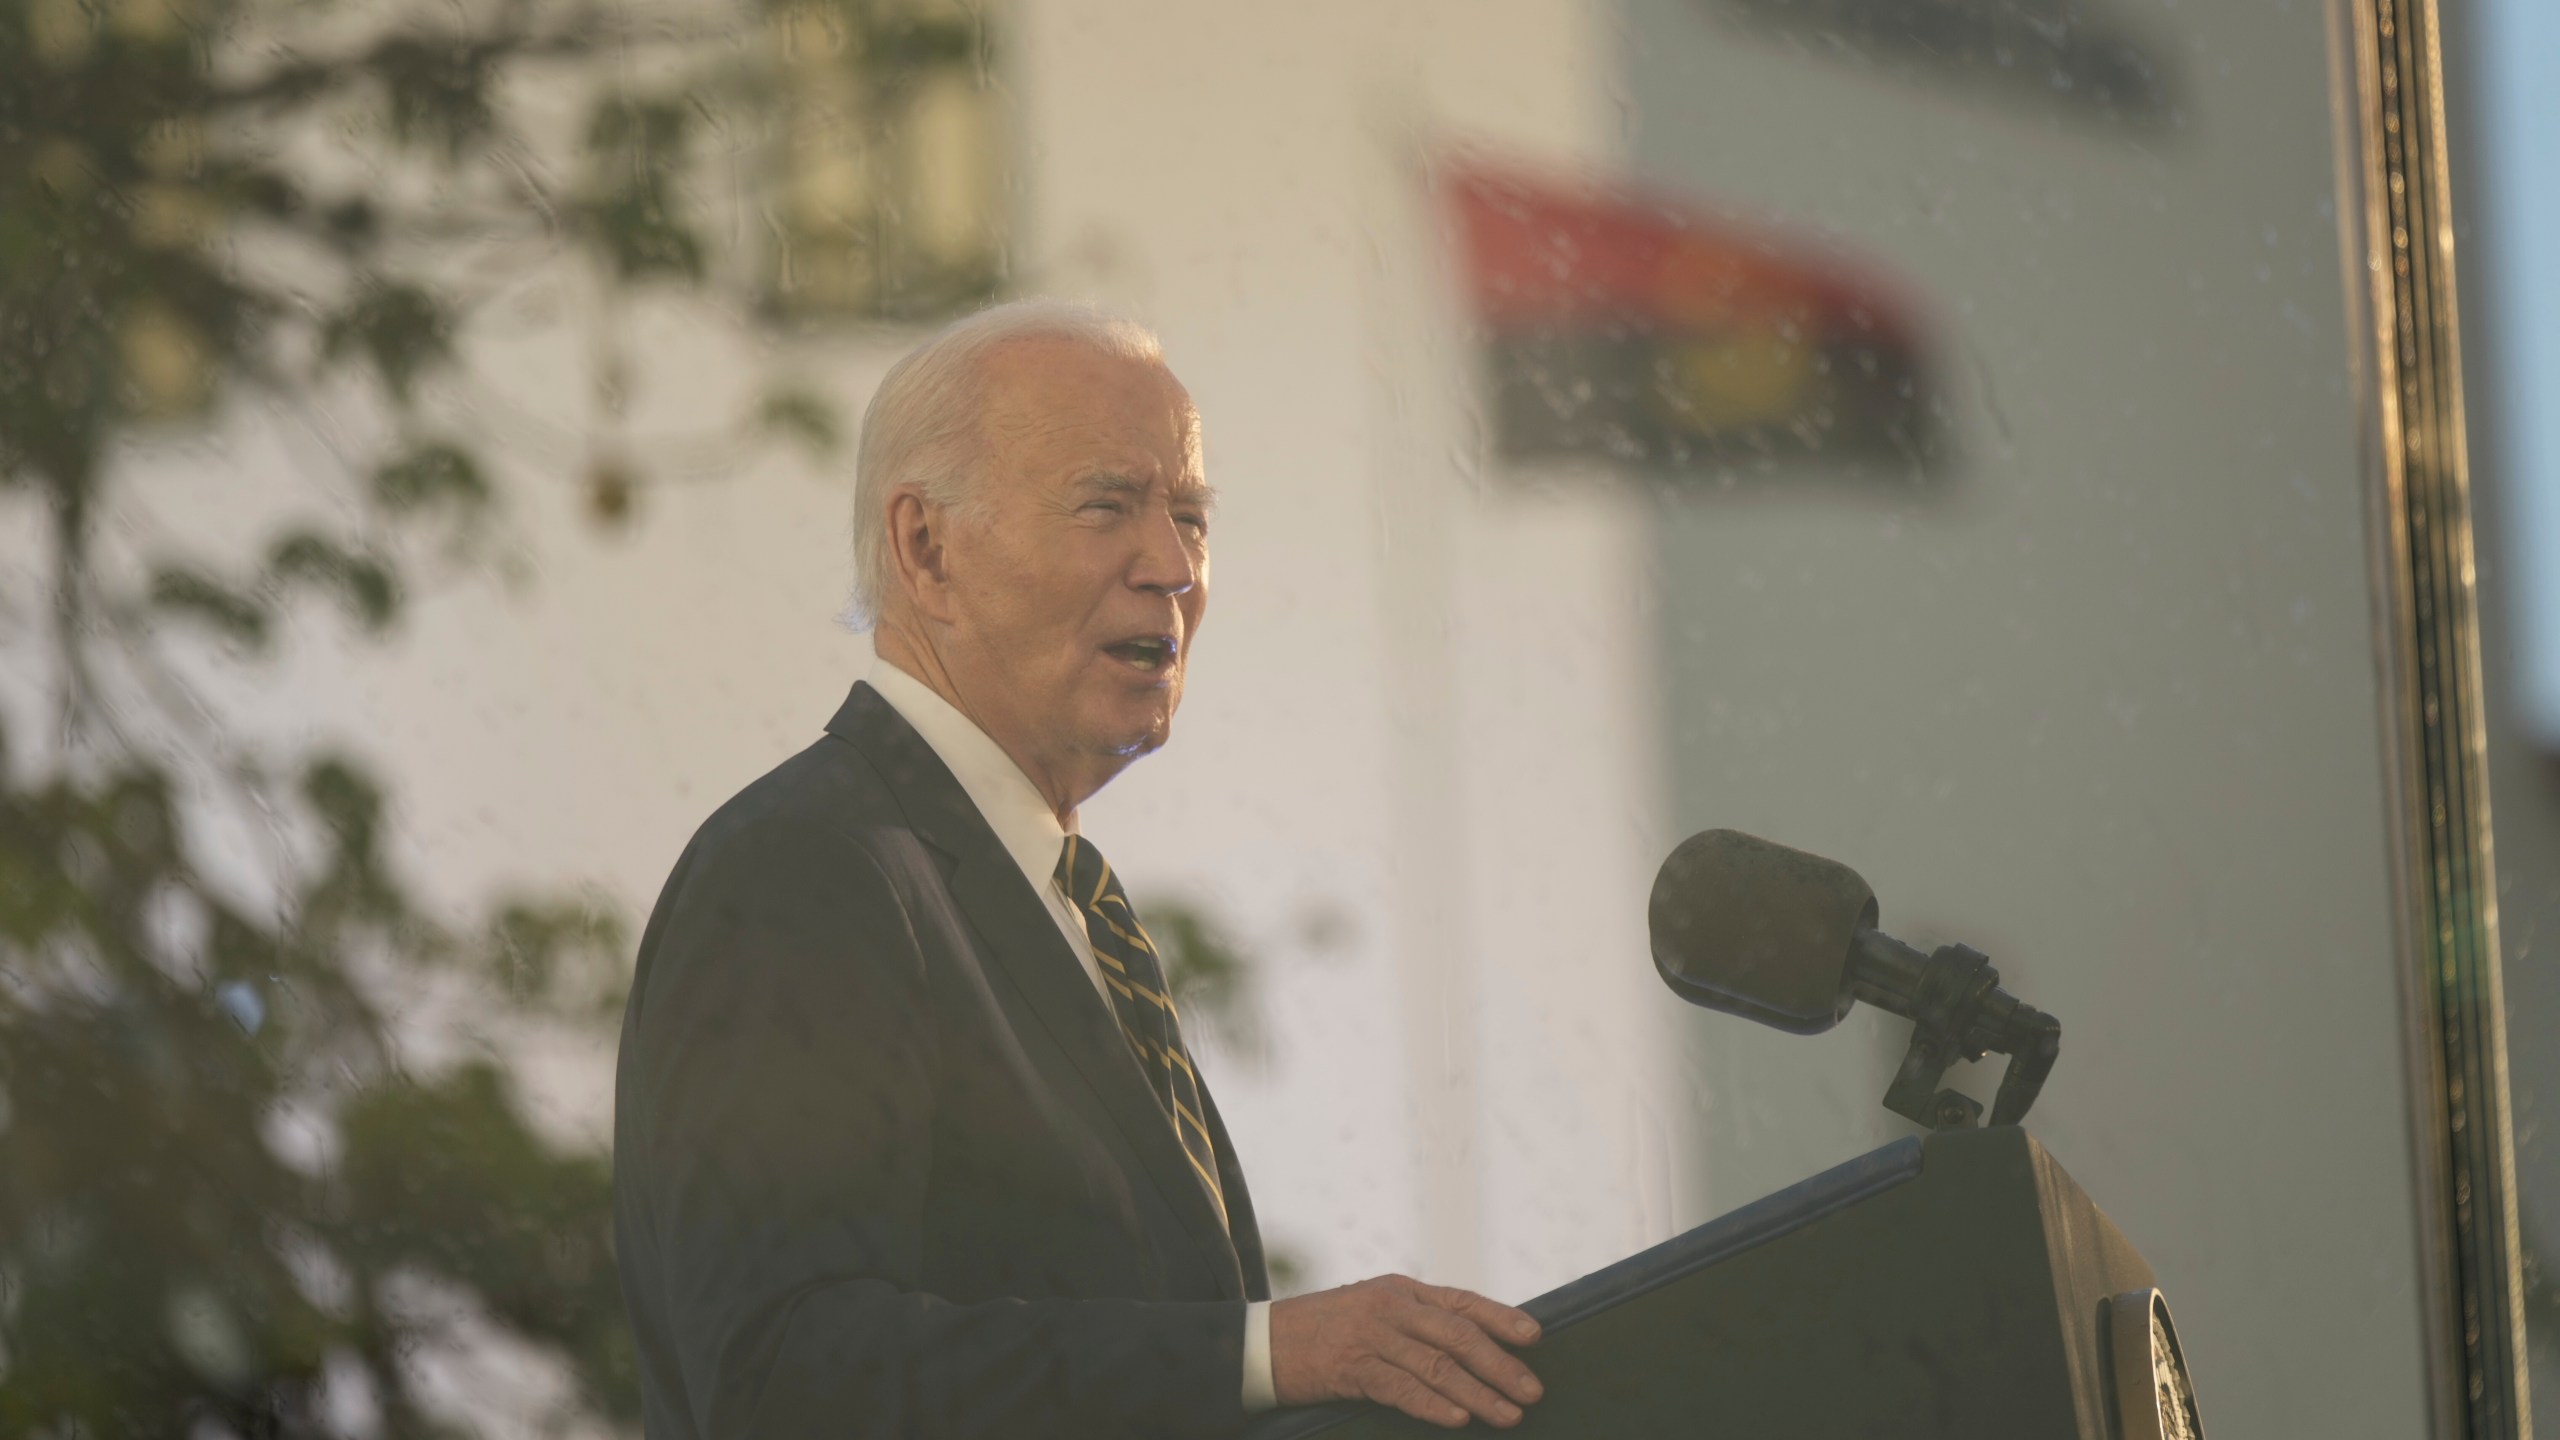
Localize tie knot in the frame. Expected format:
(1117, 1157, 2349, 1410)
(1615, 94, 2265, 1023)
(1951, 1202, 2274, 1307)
(1056, 834, 1117, 910)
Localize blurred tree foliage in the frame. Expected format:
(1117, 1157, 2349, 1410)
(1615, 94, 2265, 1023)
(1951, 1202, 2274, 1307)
(0, 752, 636, 1434)
(1145, 897, 1266, 1069)
(0, 0, 999, 1432)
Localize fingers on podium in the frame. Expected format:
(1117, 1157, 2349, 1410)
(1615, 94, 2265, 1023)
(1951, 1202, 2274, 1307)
(1384, 1281, 1543, 1427)
(1425, 1283, 1543, 1348)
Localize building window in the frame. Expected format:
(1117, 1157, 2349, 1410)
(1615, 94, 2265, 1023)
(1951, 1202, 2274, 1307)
(769, 0, 1007, 321)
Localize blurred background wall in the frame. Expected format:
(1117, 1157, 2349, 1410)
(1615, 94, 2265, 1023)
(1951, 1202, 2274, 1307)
(1625, 2, 2430, 1432)
(8, 0, 2560, 1434)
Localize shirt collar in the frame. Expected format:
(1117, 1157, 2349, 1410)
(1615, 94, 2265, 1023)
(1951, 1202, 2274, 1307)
(864, 655, 1075, 892)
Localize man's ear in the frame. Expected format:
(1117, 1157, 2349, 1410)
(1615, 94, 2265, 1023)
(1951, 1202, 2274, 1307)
(886, 488, 958, 624)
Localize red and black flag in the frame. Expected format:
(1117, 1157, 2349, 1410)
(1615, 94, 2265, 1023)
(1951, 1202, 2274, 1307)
(1444, 158, 1948, 482)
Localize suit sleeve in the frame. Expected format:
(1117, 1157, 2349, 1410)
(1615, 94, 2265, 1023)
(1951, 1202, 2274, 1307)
(619, 815, 1248, 1439)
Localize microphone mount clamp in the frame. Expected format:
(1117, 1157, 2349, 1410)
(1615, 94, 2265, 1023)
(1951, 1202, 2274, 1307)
(1849, 933, 2063, 1130)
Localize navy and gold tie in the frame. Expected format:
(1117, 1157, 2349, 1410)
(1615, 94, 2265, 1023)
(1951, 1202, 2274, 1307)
(1055, 835, 1227, 1228)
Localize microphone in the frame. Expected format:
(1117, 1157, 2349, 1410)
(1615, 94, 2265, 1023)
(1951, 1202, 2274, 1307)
(1648, 829, 2063, 1130)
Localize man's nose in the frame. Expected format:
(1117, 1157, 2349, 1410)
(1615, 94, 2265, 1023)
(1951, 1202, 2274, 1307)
(1128, 512, 1200, 595)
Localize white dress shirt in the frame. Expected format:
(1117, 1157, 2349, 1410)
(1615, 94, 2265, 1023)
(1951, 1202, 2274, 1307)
(864, 657, 1277, 1411)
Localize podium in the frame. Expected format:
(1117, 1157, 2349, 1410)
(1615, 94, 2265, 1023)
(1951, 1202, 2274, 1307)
(1244, 1126, 2201, 1439)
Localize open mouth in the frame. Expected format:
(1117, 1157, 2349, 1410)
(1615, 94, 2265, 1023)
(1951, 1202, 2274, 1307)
(1103, 635, 1179, 674)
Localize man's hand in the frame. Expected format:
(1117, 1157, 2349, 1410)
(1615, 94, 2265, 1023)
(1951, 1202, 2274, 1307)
(1270, 1275, 1544, 1428)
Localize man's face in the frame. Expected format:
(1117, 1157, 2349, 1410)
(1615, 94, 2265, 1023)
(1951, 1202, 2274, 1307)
(933, 340, 1211, 788)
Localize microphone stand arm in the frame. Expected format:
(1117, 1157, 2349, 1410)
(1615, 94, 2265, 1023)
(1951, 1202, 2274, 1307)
(1848, 931, 2063, 1130)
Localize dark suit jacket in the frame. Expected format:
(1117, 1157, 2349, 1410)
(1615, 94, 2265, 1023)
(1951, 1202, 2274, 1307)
(613, 681, 1270, 1439)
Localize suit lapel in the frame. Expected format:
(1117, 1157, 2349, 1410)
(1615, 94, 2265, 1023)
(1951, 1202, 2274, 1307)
(824, 682, 1246, 1299)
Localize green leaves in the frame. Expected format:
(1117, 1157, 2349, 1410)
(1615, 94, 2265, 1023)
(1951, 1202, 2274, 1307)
(322, 280, 451, 401)
(483, 894, 631, 1019)
(372, 440, 497, 560)
(578, 93, 706, 283)
(370, 32, 502, 156)
(1143, 896, 1268, 1065)
(334, 1061, 635, 1413)
(146, 566, 272, 651)
(144, 530, 403, 649)
(1, 0, 996, 1432)
(0, 746, 640, 1436)
(371, 441, 489, 518)
(266, 531, 400, 633)
(759, 388, 842, 455)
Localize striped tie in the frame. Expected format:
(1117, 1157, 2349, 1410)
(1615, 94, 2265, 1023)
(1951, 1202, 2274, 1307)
(1055, 835, 1227, 1228)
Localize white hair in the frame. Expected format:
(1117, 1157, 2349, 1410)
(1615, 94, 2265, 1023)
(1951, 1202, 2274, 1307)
(842, 298, 1167, 632)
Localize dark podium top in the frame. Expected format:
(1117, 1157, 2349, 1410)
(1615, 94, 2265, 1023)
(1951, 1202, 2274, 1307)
(1246, 1126, 2181, 1439)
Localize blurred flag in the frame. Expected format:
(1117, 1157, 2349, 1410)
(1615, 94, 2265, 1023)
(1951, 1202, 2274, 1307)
(1445, 159, 1948, 482)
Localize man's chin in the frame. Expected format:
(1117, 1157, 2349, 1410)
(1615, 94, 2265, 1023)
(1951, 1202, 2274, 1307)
(1088, 709, 1175, 760)
(1118, 721, 1174, 758)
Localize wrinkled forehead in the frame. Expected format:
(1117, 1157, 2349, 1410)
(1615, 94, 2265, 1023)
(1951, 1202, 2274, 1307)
(975, 338, 1204, 483)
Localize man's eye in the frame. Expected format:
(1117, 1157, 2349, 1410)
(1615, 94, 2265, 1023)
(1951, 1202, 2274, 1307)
(1082, 500, 1126, 516)
(1176, 513, 1208, 535)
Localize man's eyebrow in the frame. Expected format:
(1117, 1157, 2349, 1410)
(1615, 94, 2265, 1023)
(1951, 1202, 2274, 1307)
(1072, 471, 1218, 510)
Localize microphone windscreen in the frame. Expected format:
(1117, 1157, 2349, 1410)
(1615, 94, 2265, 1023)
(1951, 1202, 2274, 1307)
(1648, 830, 1880, 1034)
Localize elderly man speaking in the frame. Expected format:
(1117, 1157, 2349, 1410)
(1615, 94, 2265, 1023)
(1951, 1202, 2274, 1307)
(612, 301, 1546, 1438)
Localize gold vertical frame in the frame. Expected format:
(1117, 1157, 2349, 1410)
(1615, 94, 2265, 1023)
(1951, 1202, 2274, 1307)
(2339, 0, 2534, 1432)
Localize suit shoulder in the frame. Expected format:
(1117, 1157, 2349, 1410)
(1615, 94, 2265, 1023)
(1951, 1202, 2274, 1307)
(640, 732, 945, 934)
(627, 732, 948, 1013)
(687, 732, 925, 867)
